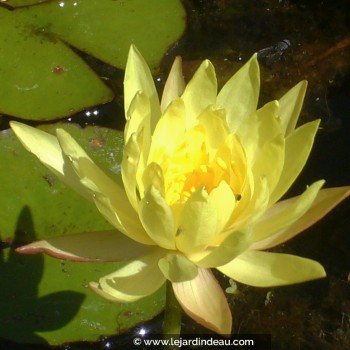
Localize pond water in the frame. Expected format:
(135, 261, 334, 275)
(1, 0, 349, 349)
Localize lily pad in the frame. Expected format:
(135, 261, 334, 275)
(21, 0, 186, 69)
(0, 7, 114, 121)
(0, 0, 186, 120)
(0, 124, 165, 345)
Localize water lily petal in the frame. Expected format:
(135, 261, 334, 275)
(90, 249, 166, 302)
(209, 181, 236, 235)
(10, 121, 89, 199)
(197, 105, 230, 151)
(217, 54, 259, 133)
(56, 128, 121, 198)
(158, 253, 198, 282)
(122, 132, 141, 210)
(124, 92, 152, 179)
(226, 176, 269, 231)
(91, 192, 152, 245)
(269, 120, 320, 204)
(124, 45, 161, 134)
(172, 268, 232, 335)
(279, 80, 307, 136)
(142, 162, 165, 197)
(253, 180, 325, 242)
(191, 230, 253, 268)
(181, 60, 217, 128)
(124, 91, 151, 144)
(16, 230, 151, 262)
(251, 186, 350, 250)
(139, 186, 176, 249)
(218, 250, 326, 287)
(56, 129, 153, 245)
(161, 56, 185, 113)
(236, 100, 281, 165)
(176, 187, 217, 254)
(149, 98, 186, 160)
(252, 133, 285, 195)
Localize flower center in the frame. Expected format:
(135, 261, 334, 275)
(160, 128, 243, 206)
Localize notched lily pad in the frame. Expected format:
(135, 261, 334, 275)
(0, 0, 186, 121)
(0, 7, 114, 121)
(22, 0, 187, 70)
(0, 124, 165, 345)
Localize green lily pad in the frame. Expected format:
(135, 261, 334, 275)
(0, 7, 114, 121)
(0, 0, 186, 121)
(21, 0, 186, 69)
(0, 124, 165, 345)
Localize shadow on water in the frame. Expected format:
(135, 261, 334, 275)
(0, 207, 85, 349)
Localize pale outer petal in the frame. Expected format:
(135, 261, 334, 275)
(56, 129, 153, 245)
(181, 60, 217, 129)
(161, 56, 185, 113)
(278, 80, 307, 136)
(218, 250, 326, 287)
(122, 133, 141, 211)
(251, 185, 350, 250)
(124, 45, 161, 134)
(10, 121, 90, 200)
(269, 120, 320, 205)
(252, 180, 325, 243)
(217, 54, 259, 133)
(172, 268, 232, 334)
(93, 249, 166, 302)
(16, 230, 152, 262)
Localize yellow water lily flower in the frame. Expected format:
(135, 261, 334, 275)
(11, 45, 350, 335)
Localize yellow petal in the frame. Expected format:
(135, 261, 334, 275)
(124, 91, 151, 144)
(217, 53, 259, 133)
(124, 45, 161, 134)
(139, 186, 176, 249)
(142, 162, 165, 197)
(191, 229, 253, 268)
(56, 129, 153, 245)
(181, 60, 217, 128)
(269, 120, 320, 205)
(226, 176, 269, 232)
(92, 191, 153, 245)
(236, 100, 281, 165)
(148, 98, 186, 161)
(176, 187, 217, 254)
(16, 230, 151, 262)
(91, 250, 166, 302)
(10, 121, 89, 200)
(172, 268, 232, 335)
(253, 180, 325, 243)
(209, 181, 236, 235)
(252, 133, 285, 195)
(122, 133, 141, 210)
(197, 105, 230, 150)
(124, 93, 151, 183)
(161, 56, 185, 113)
(158, 253, 198, 282)
(218, 250, 326, 287)
(279, 80, 307, 136)
(251, 186, 350, 250)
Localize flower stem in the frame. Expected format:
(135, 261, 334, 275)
(163, 280, 182, 337)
